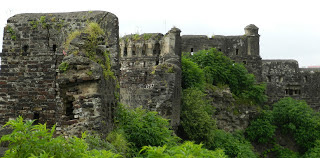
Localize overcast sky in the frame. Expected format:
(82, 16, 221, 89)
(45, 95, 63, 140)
(0, 0, 319, 67)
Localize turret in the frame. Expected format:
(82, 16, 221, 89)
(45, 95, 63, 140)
(245, 24, 259, 36)
(244, 24, 260, 56)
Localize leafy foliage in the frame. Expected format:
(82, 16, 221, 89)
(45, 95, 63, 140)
(181, 56, 205, 90)
(106, 129, 130, 156)
(183, 48, 267, 104)
(272, 97, 320, 151)
(115, 104, 178, 153)
(246, 110, 276, 144)
(303, 140, 320, 158)
(246, 97, 320, 156)
(180, 88, 216, 142)
(0, 116, 121, 158)
(207, 130, 257, 158)
(138, 141, 227, 158)
(272, 144, 299, 158)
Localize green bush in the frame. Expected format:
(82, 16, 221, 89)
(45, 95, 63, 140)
(303, 140, 320, 158)
(272, 97, 320, 151)
(208, 129, 257, 158)
(246, 110, 276, 144)
(138, 141, 227, 158)
(184, 48, 266, 105)
(115, 104, 178, 152)
(180, 88, 216, 143)
(106, 129, 130, 156)
(272, 144, 299, 158)
(181, 56, 205, 90)
(0, 116, 121, 158)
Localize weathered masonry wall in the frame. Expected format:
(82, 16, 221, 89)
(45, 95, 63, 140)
(0, 11, 119, 135)
(119, 28, 182, 129)
(262, 60, 320, 110)
(181, 24, 262, 82)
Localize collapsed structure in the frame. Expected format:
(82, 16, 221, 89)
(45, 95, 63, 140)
(0, 11, 319, 135)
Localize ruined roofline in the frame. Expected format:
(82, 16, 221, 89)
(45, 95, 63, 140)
(300, 68, 320, 72)
(7, 10, 117, 22)
(262, 59, 299, 63)
(181, 35, 246, 38)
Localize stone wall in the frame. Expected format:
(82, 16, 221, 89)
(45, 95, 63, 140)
(181, 24, 262, 82)
(119, 28, 181, 130)
(0, 11, 119, 135)
(262, 60, 320, 110)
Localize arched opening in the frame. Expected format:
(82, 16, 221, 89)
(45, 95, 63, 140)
(124, 47, 128, 57)
(153, 43, 160, 56)
(132, 45, 136, 56)
(142, 44, 146, 56)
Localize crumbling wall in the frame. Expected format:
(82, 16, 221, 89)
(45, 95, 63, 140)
(299, 68, 320, 110)
(262, 60, 320, 111)
(0, 11, 119, 134)
(119, 28, 181, 130)
(262, 60, 301, 104)
(181, 24, 262, 82)
(207, 87, 258, 132)
(57, 56, 117, 136)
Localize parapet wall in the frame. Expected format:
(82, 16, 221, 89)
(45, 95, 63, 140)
(181, 24, 262, 81)
(119, 28, 182, 129)
(0, 11, 119, 135)
(262, 60, 320, 110)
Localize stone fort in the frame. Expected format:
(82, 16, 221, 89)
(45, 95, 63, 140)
(0, 11, 319, 135)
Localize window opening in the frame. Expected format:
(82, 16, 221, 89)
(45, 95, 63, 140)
(66, 100, 74, 120)
(243, 61, 247, 65)
(33, 112, 40, 125)
(267, 76, 271, 82)
(124, 47, 128, 56)
(236, 49, 239, 55)
(23, 45, 29, 53)
(53, 44, 57, 52)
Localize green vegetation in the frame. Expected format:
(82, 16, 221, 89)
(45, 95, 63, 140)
(143, 34, 152, 41)
(246, 97, 320, 156)
(5, 25, 17, 40)
(0, 116, 121, 158)
(181, 57, 205, 90)
(182, 48, 267, 105)
(29, 16, 65, 31)
(181, 88, 215, 142)
(139, 141, 227, 158)
(63, 22, 116, 81)
(58, 62, 69, 72)
(114, 104, 179, 156)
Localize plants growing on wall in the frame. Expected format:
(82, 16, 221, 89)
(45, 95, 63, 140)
(182, 48, 267, 105)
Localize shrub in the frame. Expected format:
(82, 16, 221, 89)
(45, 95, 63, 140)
(180, 88, 216, 143)
(0, 116, 121, 158)
(139, 141, 227, 158)
(303, 140, 320, 158)
(208, 129, 257, 158)
(246, 110, 276, 144)
(115, 104, 178, 151)
(181, 56, 205, 90)
(106, 129, 130, 156)
(272, 144, 299, 158)
(185, 48, 267, 105)
(272, 97, 320, 151)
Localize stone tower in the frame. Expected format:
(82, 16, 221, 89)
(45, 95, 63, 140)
(119, 27, 182, 130)
(0, 11, 120, 136)
(244, 24, 260, 56)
